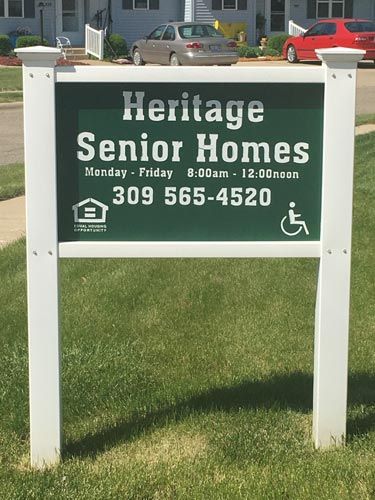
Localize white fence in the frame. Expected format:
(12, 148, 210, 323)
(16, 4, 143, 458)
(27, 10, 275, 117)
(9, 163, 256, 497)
(288, 20, 307, 37)
(85, 24, 105, 60)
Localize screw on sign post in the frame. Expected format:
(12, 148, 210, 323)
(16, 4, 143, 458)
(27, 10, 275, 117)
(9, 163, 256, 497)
(313, 48, 364, 447)
(16, 46, 364, 468)
(15, 46, 62, 468)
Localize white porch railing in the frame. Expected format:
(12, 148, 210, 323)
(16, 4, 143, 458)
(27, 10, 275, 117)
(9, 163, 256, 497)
(288, 20, 307, 37)
(85, 24, 105, 60)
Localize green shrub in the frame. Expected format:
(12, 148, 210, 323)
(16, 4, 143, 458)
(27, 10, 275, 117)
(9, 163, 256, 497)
(261, 47, 280, 57)
(267, 34, 291, 55)
(0, 35, 12, 56)
(16, 35, 48, 48)
(104, 33, 127, 59)
(237, 45, 261, 58)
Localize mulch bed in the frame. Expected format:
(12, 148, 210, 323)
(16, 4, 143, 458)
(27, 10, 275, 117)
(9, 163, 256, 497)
(0, 56, 88, 67)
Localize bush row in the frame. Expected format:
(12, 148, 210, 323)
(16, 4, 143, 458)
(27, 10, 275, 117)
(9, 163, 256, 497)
(0, 32, 128, 60)
(237, 33, 291, 58)
(0, 35, 12, 55)
(104, 34, 128, 59)
(267, 34, 291, 54)
(238, 45, 281, 58)
(0, 34, 49, 55)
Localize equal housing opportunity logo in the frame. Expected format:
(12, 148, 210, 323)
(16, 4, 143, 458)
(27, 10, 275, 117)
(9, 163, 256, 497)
(72, 198, 108, 233)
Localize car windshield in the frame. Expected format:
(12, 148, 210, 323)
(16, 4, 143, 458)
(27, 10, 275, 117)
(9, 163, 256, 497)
(178, 25, 223, 39)
(345, 21, 375, 33)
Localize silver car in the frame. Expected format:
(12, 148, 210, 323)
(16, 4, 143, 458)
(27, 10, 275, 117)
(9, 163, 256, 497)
(131, 22, 239, 66)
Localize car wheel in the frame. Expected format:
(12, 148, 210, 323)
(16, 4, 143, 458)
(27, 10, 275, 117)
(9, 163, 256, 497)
(170, 53, 180, 66)
(133, 49, 144, 66)
(287, 45, 298, 64)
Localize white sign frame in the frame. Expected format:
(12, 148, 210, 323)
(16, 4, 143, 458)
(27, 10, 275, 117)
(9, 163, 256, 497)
(16, 46, 364, 468)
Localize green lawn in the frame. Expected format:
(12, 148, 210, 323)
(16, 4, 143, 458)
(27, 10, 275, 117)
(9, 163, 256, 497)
(0, 91, 23, 103)
(0, 163, 24, 200)
(0, 68, 23, 103)
(0, 134, 374, 498)
(356, 113, 375, 126)
(0, 67, 22, 91)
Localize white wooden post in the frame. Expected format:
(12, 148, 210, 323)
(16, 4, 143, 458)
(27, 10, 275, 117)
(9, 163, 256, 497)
(313, 48, 364, 448)
(15, 46, 62, 468)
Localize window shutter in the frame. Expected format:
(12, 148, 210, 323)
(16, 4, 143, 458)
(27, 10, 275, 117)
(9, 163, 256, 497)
(24, 0, 35, 18)
(122, 0, 133, 9)
(344, 0, 353, 18)
(149, 0, 159, 9)
(238, 0, 247, 9)
(307, 0, 316, 19)
(212, 0, 221, 10)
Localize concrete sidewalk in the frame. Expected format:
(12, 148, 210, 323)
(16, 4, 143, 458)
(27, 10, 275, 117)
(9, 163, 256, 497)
(0, 124, 374, 250)
(0, 196, 26, 248)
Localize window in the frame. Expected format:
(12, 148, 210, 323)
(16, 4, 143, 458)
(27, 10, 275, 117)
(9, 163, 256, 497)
(0, 0, 23, 17)
(134, 0, 147, 8)
(345, 21, 375, 33)
(162, 26, 175, 41)
(178, 24, 223, 39)
(270, 0, 285, 32)
(305, 22, 336, 36)
(147, 25, 166, 40)
(317, 0, 344, 19)
(62, 0, 78, 32)
(123, 0, 159, 9)
(212, 0, 246, 10)
(223, 0, 236, 9)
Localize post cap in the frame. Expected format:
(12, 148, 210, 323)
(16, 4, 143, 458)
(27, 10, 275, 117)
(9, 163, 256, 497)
(316, 47, 365, 64)
(15, 46, 61, 65)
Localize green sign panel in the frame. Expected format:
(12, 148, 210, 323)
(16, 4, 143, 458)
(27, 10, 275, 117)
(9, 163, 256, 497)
(56, 82, 324, 242)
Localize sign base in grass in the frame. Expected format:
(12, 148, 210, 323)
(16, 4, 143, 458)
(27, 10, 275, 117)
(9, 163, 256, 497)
(16, 45, 364, 468)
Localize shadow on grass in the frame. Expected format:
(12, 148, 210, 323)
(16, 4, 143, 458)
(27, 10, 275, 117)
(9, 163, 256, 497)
(64, 371, 375, 459)
(347, 373, 375, 440)
(64, 371, 313, 459)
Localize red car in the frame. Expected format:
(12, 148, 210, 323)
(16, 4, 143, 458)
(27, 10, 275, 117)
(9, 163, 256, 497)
(283, 19, 375, 63)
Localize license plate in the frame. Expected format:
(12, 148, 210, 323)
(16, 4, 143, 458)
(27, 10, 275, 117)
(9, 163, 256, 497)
(209, 44, 221, 52)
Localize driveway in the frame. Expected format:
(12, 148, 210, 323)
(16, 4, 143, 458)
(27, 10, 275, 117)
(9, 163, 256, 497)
(0, 62, 374, 166)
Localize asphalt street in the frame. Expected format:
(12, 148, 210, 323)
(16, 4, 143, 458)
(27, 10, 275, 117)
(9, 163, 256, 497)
(0, 63, 374, 166)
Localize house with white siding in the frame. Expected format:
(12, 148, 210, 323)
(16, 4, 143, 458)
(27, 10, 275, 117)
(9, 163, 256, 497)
(1, 0, 374, 48)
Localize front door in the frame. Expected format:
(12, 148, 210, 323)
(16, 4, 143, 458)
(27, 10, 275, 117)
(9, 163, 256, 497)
(56, 0, 85, 46)
(265, 0, 290, 36)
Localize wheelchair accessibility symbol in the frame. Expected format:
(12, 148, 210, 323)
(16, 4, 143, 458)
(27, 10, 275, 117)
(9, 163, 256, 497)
(281, 202, 309, 236)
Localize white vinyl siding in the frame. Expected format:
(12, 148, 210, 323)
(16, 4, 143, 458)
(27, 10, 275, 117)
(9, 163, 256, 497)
(114, 0, 181, 46)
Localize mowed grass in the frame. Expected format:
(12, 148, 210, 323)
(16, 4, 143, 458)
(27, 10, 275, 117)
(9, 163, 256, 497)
(0, 67, 22, 91)
(0, 134, 374, 498)
(0, 91, 23, 103)
(0, 163, 24, 200)
(356, 113, 375, 126)
(0, 68, 23, 103)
